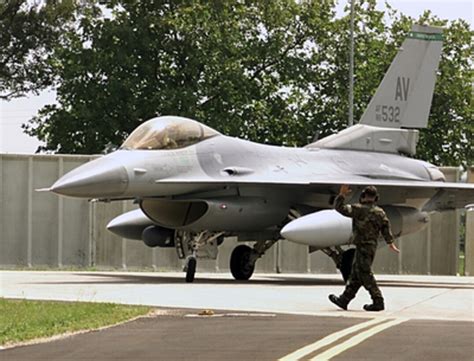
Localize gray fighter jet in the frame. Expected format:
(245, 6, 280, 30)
(49, 25, 474, 282)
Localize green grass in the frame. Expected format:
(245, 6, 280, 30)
(0, 298, 151, 346)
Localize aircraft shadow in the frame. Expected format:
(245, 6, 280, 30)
(44, 273, 343, 287)
(28, 272, 474, 289)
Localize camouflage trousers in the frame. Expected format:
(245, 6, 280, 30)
(341, 244, 383, 302)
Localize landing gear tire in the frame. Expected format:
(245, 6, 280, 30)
(340, 248, 355, 282)
(230, 245, 255, 281)
(185, 256, 197, 283)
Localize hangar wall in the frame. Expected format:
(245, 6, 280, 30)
(0, 154, 471, 276)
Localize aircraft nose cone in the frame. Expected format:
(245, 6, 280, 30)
(51, 157, 128, 198)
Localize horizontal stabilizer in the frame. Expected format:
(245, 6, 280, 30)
(306, 124, 419, 155)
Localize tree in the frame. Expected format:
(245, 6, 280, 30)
(413, 17, 473, 167)
(17, 0, 473, 166)
(23, 0, 336, 153)
(308, 1, 472, 167)
(0, 0, 82, 100)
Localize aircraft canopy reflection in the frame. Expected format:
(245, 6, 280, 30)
(121, 116, 221, 151)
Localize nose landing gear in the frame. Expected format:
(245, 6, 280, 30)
(175, 230, 224, 283)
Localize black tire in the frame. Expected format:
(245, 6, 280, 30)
(216, 235, 225, 246)
(230, 245, 255, 281)
(185, 256, 197, 283)
(340, 248, 355, 282)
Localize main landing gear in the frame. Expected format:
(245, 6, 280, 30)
(230, 245, 254, 280)
(184, 255, 197, 283)
(230, 239, 278, 281)
(321, 246, 355, 282)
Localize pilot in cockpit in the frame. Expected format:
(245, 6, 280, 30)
(121, 116, 219, 151)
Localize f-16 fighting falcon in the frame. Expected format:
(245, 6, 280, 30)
(48, 24, 474, 282)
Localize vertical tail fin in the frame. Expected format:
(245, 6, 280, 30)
(359, 24, 443, 129)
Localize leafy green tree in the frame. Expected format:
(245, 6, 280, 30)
(24, 0, 335, 153)
(0, 0, 81, 100)
(414, 17, 473, 167)
(311, 1, 472, 167)
(16, 0, 473, 167)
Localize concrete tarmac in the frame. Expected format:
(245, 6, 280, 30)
(1, 271, 473, 360)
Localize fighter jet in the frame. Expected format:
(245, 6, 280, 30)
(49, 25, 474, 282)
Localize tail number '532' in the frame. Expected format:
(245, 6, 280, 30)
(376, 105, 400, 122)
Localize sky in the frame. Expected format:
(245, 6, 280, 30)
(0, 0, 472, 154)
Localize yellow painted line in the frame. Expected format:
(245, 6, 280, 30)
(310, 318, 408, 360)
(278, 317, 389, 361)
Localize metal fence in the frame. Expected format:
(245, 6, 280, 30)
(1, 153, 472, 275)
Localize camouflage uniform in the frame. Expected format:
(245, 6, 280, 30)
(335, 194, 394, 304)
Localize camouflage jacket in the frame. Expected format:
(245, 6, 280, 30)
(335, 195, 394, 246)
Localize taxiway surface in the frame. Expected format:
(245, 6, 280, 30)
(1, 271, 473, 360)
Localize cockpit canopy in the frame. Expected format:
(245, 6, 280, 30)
(121, 116, 220, 150)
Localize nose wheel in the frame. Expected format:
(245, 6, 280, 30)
(176, 230, 224, 283)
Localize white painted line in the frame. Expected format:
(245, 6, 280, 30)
(310, 318, 408, 360)
(278, 317, 390, 361)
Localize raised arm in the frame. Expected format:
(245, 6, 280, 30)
(335, 185, 354, 218)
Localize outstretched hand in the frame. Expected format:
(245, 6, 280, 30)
(389, 243, 400, 253)
(339, 184, 352, 197)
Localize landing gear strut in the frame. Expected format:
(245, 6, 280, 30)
(175, 230, 224, 283)
(321, 246, 355, 282)
(230, 239, 278, 281)
(340, 248, 355, 282)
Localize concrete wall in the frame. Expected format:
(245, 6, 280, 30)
(0, 154, 94, 267)
(464, 167, 474, 276)
(0, 154, 468, 276)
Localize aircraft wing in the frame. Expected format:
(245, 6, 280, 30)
(306, 179, 474, 211)
(155, 177, 474, 211)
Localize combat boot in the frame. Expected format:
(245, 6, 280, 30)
(328, 294, 349, 310)
(363, 297, 384, 312)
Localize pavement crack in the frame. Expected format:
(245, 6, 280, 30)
(387, 288, 456, 317)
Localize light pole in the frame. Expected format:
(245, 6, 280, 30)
(348, 0, 355, 127)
